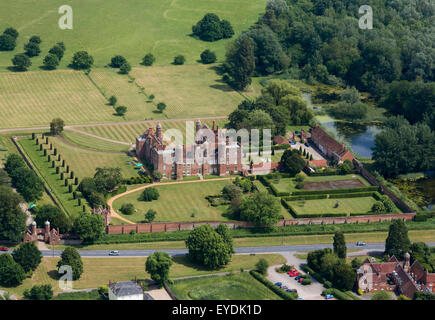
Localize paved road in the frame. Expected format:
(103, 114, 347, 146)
(4, 242, 434, 258)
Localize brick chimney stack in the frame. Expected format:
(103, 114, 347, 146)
(156, 123, 162, 140)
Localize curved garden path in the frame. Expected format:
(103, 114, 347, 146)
(107, 177, 233, 225)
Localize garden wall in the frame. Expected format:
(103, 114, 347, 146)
(106, 213, 415, 234)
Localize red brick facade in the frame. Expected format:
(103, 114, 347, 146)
(136, 120, 243, 180)
(23, 221, 61, 245)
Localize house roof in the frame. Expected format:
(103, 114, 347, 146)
(310, 125, 353, 159)
(273, 135, 289, 145)
(109, 281, 143, 297)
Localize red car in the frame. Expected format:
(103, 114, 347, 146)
(298, 277, 305, 283)
(288, 271, 300, 277)
(0, 247, 8, 252)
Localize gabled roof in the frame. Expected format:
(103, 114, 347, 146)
(310, 125, 352, 158)
(109, 281, 143, 297)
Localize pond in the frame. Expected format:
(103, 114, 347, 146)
(302, 93, 381, 159)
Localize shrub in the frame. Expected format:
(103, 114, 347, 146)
(108, 95, 117, 106)
(142, 53, 155, 66)
(24, 42, 41, 57)
(173, 55, 185, 65)
(200, 49, 217, 64)
(119, 62, 131, 74)
(110, 55, 127, 68)
(120, 203, 135, 215)
(71, 51, 94, 70)
(11, 54, 31, 71)
(0, 34, 16, 51)
(115, 106, 127, 116)
(141, 187, 160, 201)
(302, 278, 312, 285)
(255, 258, 269, 275)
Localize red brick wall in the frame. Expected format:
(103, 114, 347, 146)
(106, 213, 415, 234)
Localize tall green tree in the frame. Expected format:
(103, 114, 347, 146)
(225, 35, 255, 90)
(93, 167, 122, 194)
(0, 186, 27, 243)
(57, 247, 83, 280)
(145, 252, 173, 287)
(24, 284, 53, 300)
(385, 219, 411, 258)
(280, 149, 306, 176)
(333, 231, 346, 259)
(12, 242, 42, 273)
(215, 224, 234, 254)
(0, 254, 25, 287)
(50, 118, 65, 135)
(73, 213, 105, 243)
(239, 192, 280, 229)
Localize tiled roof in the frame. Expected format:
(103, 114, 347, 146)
(273, 135, 289, 145)
(311, 126, 350, 158)
(109, 281, 143, 297)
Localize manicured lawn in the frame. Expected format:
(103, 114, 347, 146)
(76, 118, 228, 144)
(0, 254, 284, 297)
(113, 180, 234, 223)
(289, 197, 378, 215)
(169, 272, 282, 300)
(61, 130, 129, 153)
(53, 229, 435, 251)
(0, 71, 117, 129)
(0, 0, 267, 70)
(131, 64, 246, 119)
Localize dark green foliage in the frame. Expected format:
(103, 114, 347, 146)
(73, 213, 105, 243)
(185, 225, 232, 269)
(23, 285, 53, 300)
(71, 51, 94, 70)
(43, 53, 60, 70)
(0, 34, 16, 51)
(93, 167, 122, 195)
(385, 219, 411, 258)
(157, 102, 166, 113)
(239, 192, 281, 229)
(108, 95, 117, 106)
(142, 53, 155, 66)
(0, 254, 25, 287)
(50, 118, 64, 135)
(333, 231, 346, 259)
(145, 252, 173, 287)
(413, 291, 435, 300)
(280, 149, 305, 176)
(24, 42, 41, 57)
(173, 55, 185, 65)
(410, 242, 435, 272)
(255, 258, 269, 275)
(145, 209, 157, 222)
(192, 13, 234, 42)
(141, 187, 160, 202)
(12, 242, 42, 273)
(329, 87, 368, 121)
(200, 49, 217, 64)
(215, 224, 234, 254)
(11, 54, 31, 71)
(29, 36, 41, 44)
(57, 247, 83, 280)
(49, 44, 65, 61)
(119, 62, 131, 74)
(110, 55, 127, 68)
(115, 105, 127, 116)
(371, 291, 393, 300)
(225, 35, 255, 90)
(0, 186, 27, 242)
(3, 27, 18, 39)
(120, 203, 135, 215)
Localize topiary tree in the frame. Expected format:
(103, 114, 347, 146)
(57, 247, 83, 280)
(333, 231, 346, 259)
(200, 49, 217, 64)
(145, 252, 173, 287)
(43, 53, 60, 70)
(173, 55, 185, 65)
(11, 54, 31, 71)
(142, 53, 155, 66)
(71, 51, 94, 70)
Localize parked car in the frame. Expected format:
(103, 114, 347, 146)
(0, 247, 8, 252)
(325, 294, 334, 300)
(304, 142, 310, 147)
(109, 250, 119, 256)
(282, 285, 288, 290)
(289, 271, 299, 277)
(274, 282, 282, 287)
(297, 297, 304, 300)
(356, 241, 366, 246)
(298, 277, 305, 283)
(295, 275, 303, 280)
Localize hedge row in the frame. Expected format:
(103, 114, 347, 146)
(328, 191, 379, 199)
(285, 194, 328, 201)
(249, 271, 298, 300)
(281, 198, 297, 217)
(300, 265, 332, 288)
(292, 186, 379, 196)
(269, 183, 291, 197)
(293, 212, 349, 218)
(321, 288, 354, 300)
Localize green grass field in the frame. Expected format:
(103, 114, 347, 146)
(113, 180, 234, 223)
(289, 197, 379, 215)
(61, 130, 130, 153)
(0, 254, 284, 297)
(169, 272, 282, 300)
(0, 0, 267, 70)
(131, 64, 245, 118)
(0, 70, 120, 129)
(76, 118, 228, 143)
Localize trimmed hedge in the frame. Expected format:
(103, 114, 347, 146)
(249, 270, 298, 300)
(292, 186, 379, 196)
(293, 212, 348, 218)
(321, 288, 353, 300)
(328, 191, 379, 199)
(285, 194, 328, 201)
(269, 183, 291, 197)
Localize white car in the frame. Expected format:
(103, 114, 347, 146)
(356, 241, 366, 246)
(109, 250, 119, 256)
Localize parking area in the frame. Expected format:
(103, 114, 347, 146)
(290, 141, 326, 162)
(267, 252, 325, 300)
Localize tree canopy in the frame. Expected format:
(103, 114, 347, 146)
(57, 247, 83, 280)
(145, 252, 173, 287)
(385, 219, 411, 259)
(239, 192, 281, 229)
(0, 186, 26, 243)
(192, 13, 234, 42)
(12, 242, 42, 273)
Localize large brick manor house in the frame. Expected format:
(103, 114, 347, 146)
(136, 120, 243, 180)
